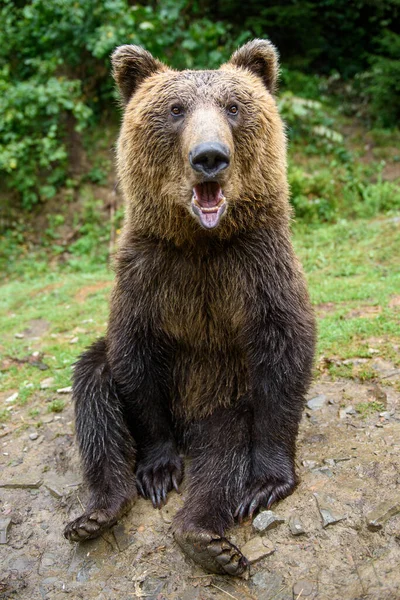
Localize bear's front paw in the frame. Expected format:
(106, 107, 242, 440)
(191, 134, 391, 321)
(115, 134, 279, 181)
(136, 444, 183, 509)
(64, 509, 117, 542)
(64, 498, 134, 542)
(235, 477, 297, 523)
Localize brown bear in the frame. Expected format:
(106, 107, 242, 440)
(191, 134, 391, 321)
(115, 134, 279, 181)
(63, 40, 316, 576)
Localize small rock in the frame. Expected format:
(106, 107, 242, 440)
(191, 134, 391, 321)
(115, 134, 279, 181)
(5, 392, 18, 404)
(112, 523, 135, 552)
(306, 394, 327, 410)
(69, 337, 79, 344)
(314, 493, 346, 528)
(14, 333, 24, 339)
(42, 415, 54, 424)
(366, 499, 400, 531)
(56, 386, 72, 394)
(0, 518, 12, 544)
(293, 579, 314, 598)
(368, 384, 387, 405)
(288, 516, 305, 536)
(302, 459, 318, 469)
(0, 479, 42, 489)
(40, 377, 55, 390)
(251, 572, 286, 599)
(339, 405, 355, 419)
(45, 484, 63, 499)
(312, 466, 334, 477)
(11, 511, 23, 525)
(323, 458, 336, 467)
(141, 577, 165, 597)
(241, 537, 275, 564)
(253, 510, 284, 533)
(29, 433, 39, 441)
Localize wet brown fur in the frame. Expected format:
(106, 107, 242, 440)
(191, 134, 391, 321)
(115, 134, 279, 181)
(64, 40, 316, 576)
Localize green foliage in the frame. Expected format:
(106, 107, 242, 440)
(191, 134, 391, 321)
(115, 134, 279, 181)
(0, 71, 92, 208)
(0, 0, 242, 208)
(0, 0, 398, 222)
(367, 30, 400, 127)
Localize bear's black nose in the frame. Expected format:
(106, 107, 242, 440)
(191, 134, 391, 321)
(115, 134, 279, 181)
(189, 142, 230, 176)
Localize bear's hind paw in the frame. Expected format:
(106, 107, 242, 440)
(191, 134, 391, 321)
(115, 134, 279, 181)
(174, 530, 249, 576)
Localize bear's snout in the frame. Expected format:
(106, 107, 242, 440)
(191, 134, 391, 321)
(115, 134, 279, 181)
(189, 142, 230, 178)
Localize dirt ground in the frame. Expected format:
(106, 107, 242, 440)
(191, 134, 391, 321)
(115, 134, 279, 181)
(1, 369, 400, 600)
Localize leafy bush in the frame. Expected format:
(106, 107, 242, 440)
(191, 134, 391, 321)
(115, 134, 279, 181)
(367, 30, 400, 127)
(0, 0, 240, 209)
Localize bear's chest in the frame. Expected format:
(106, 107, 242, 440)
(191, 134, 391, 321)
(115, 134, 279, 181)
(158, 251, 248, 349)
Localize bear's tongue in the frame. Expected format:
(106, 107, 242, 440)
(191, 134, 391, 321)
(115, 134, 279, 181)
(191, 182, 226, 229)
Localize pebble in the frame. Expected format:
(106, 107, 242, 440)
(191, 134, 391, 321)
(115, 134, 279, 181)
(253, 510, 285, 533)
(311, 466, 334, 477)
(0, 518, 12, 544)
(251, 572, 287, 599)
(293, 579, 314, 598)
(5, 392, 18, 404)
(42, 415, 54, 424)
(45, 484, 63, 499)
(339, 405, 356, 419)
(302, 460, 318, 469)
(56, 386, 72, 394)
(288, 516, 305, 536)
(112, 523, 135, 552)
(69, 337, 79, 344)
(366, 499, 400, 531)
(0, 479, 42, 489)
(323, 458, 336, 467)
(40, 377, 55, 390)
(306, 394, 327, 410)
(14, 333, 24, 339)
(314, 493, 346, 528)
(29, 432, 39, 441)
(241, 537, 275, 563)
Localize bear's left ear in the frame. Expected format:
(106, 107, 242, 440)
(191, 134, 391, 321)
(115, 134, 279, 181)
(225, 39, 279, 94)
(111, 45, 167, 104)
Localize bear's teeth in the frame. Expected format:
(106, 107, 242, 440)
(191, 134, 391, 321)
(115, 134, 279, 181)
(192, 197, 225, 212)
(192, 182, 225, 209)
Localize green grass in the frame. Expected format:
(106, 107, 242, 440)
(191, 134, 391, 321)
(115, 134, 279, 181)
(356, 401, 386, 418)
(294, 217, 400, 366)
(0, 270, 113, 420)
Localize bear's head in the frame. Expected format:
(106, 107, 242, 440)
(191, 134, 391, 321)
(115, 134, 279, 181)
(112, 40, 289, 245)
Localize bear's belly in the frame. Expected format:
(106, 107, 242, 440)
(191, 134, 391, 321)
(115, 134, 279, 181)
(161, 292, 249, 420)
(171, 345, 249, 421)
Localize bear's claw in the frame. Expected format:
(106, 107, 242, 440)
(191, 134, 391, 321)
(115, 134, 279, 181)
(235, 478, 296, 523)
(136, 450, 183, 509)
(174, 530, 249, 576)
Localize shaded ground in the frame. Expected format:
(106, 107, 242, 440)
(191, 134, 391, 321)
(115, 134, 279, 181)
(1, 370, 399, 600)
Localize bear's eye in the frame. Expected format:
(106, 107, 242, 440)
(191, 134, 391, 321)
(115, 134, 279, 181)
(171, 105, 184, 117)
(227, 104, 239, 116)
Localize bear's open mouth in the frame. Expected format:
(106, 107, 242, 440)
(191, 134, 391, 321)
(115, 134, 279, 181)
(191, 182, 227, 229)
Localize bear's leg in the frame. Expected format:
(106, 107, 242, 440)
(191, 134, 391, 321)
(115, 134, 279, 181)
(234, 402, 299, 522)
(173, 406, 251, 576)
(234, 320, 314, 521)
(64, 338, 137, 542)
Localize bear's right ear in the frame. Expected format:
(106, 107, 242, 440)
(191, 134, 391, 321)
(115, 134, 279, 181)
(225, 39, 279, 94)
(111, 45, 166, 104)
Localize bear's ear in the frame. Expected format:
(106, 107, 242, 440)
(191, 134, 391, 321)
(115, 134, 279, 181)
(111, 45, 166, 104)
(225, 39, 279, 94)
